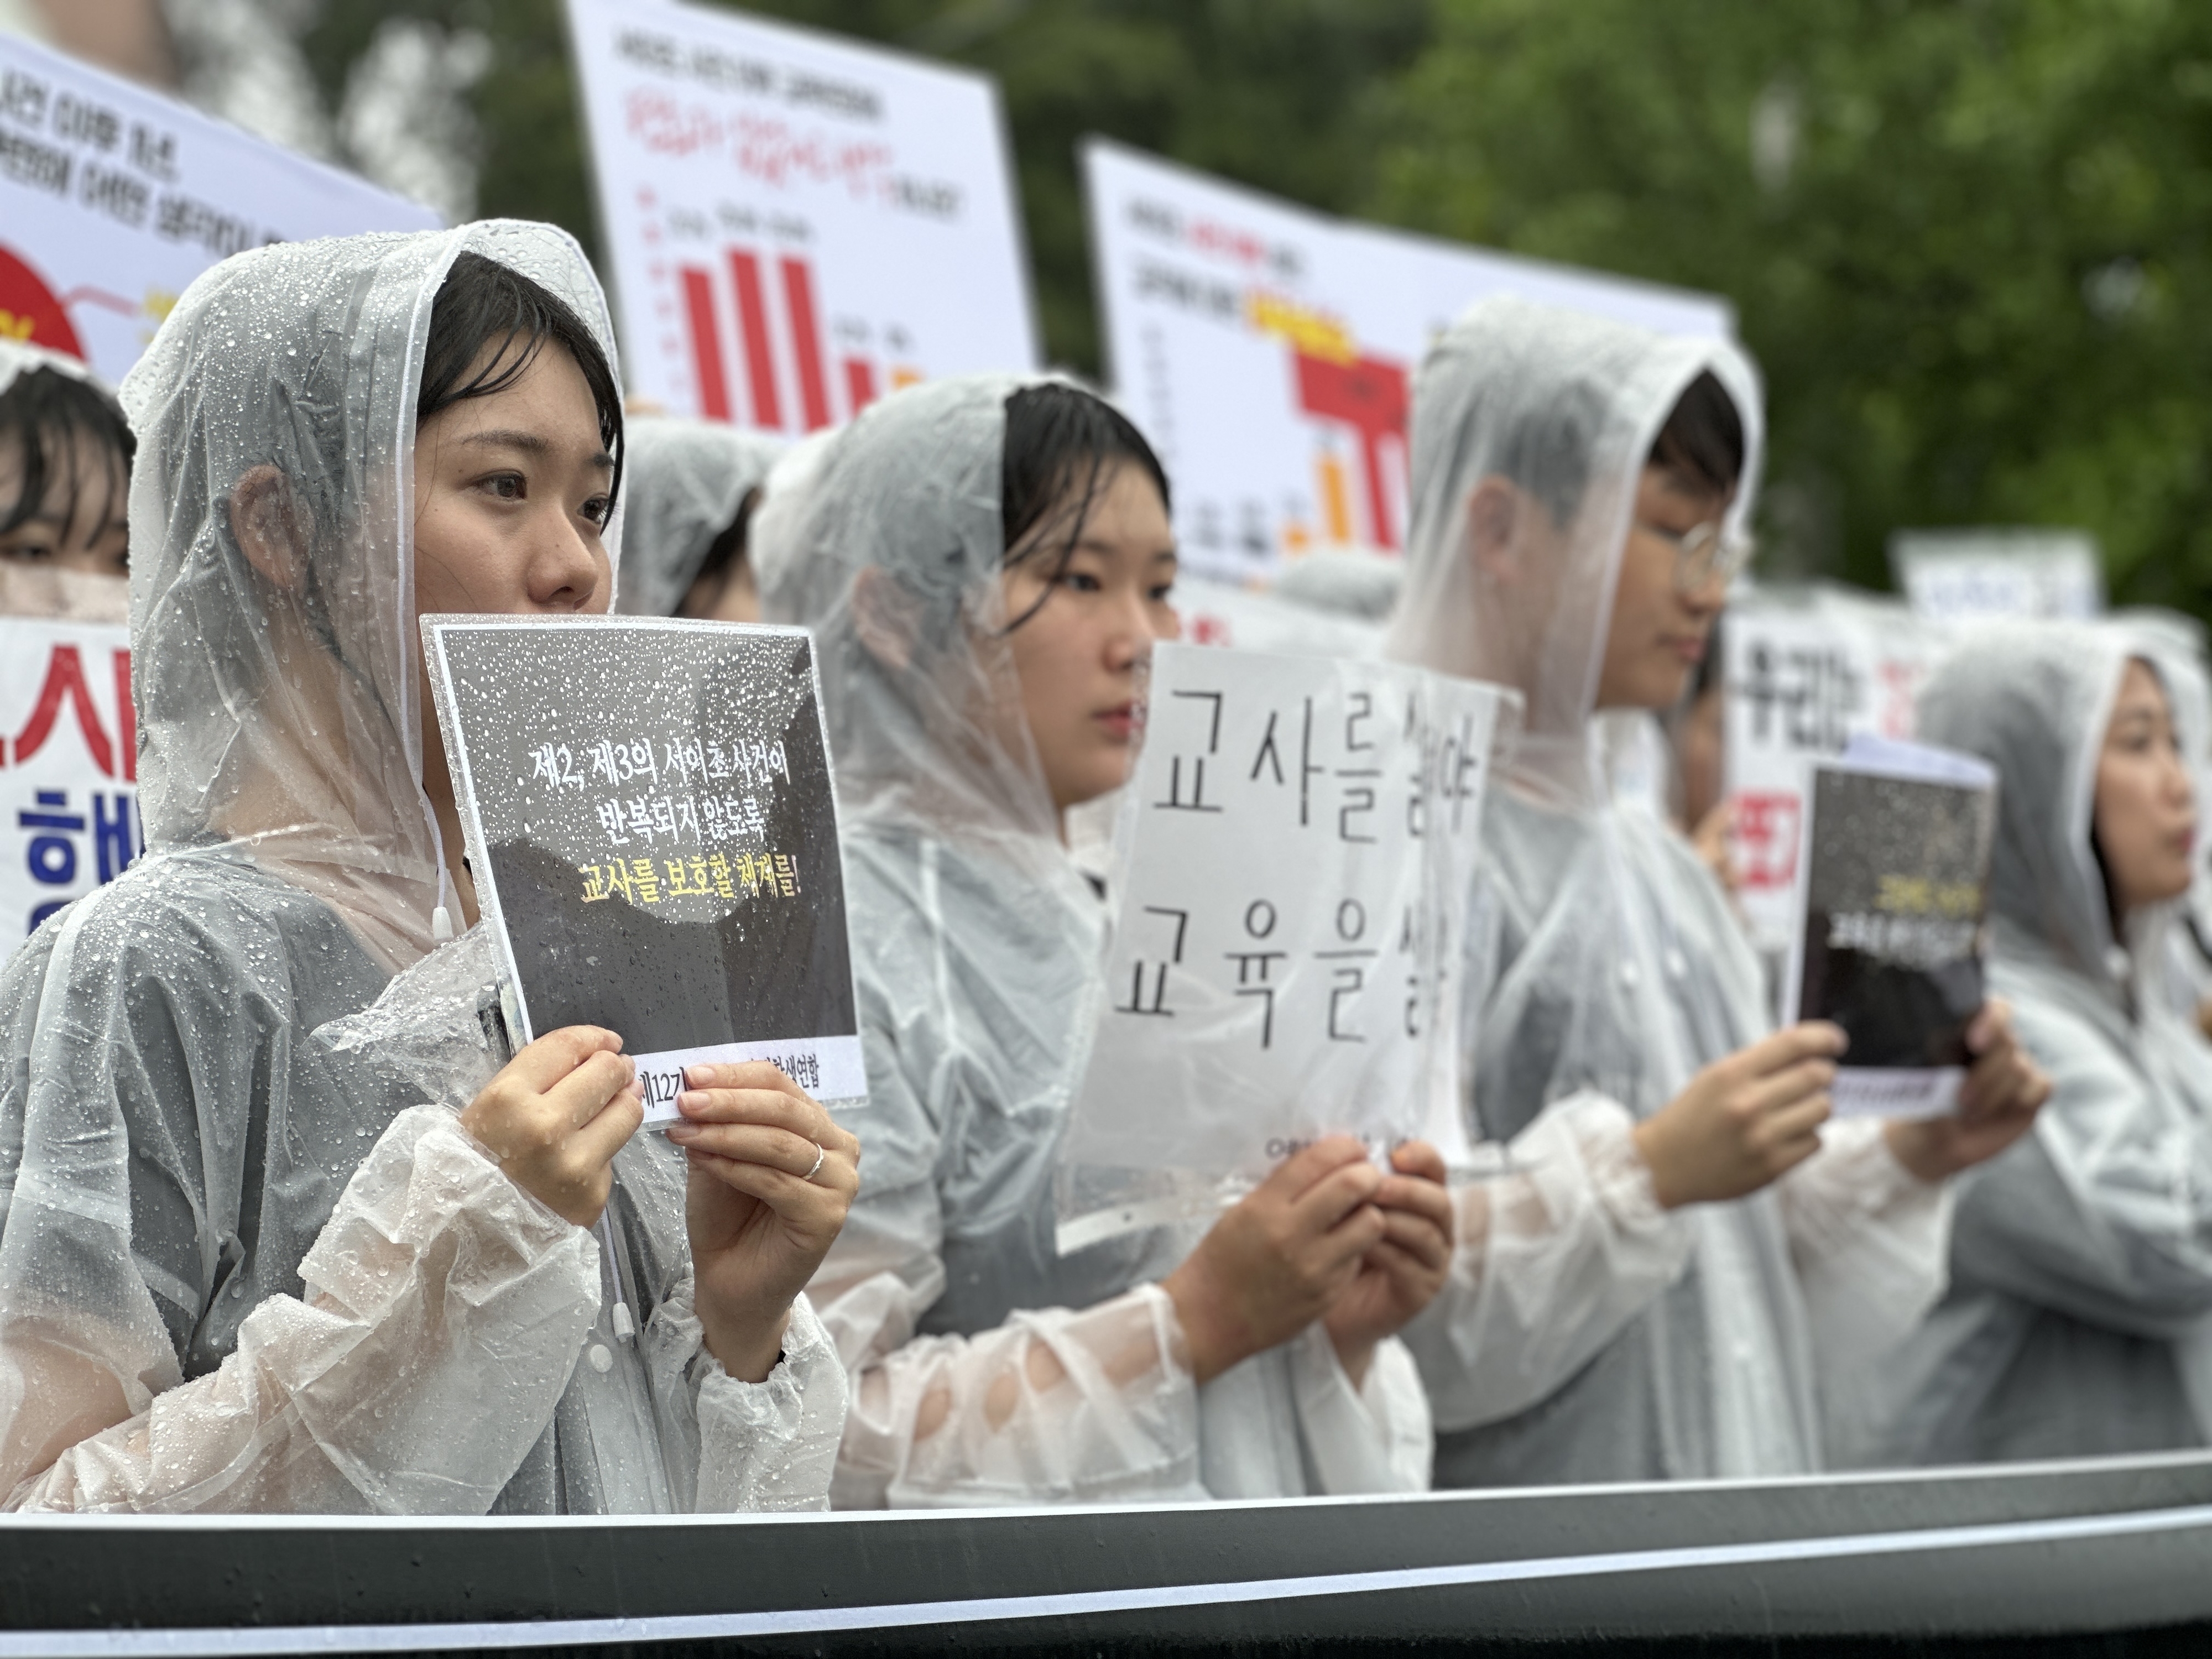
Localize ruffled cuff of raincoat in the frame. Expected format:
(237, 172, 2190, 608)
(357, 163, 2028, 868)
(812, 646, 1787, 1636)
(657, 1276, 847, 1512)
(1288, 1326, 1432, 1494)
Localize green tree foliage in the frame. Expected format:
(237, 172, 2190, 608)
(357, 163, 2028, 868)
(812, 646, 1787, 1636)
(1370, 0, 2212, 605)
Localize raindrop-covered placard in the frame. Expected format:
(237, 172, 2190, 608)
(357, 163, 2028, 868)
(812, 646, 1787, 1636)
(1781, 734, 1998, 1119)
(424, 617, 860, 1120)
(1055, 642, 1507, 1251)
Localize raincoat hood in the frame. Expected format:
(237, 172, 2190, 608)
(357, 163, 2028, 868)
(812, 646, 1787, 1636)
(613, 416, 782, 618)
(117, 220, 623, 971)
(1914, 621, 2142, 995)
(755, 372, 1065, 874)
(1384, 296, 1762, 809)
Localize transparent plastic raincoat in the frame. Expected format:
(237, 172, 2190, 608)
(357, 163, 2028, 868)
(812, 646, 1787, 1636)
(0, 222, 843, 1513)
(1845, 622, 2212, 1465)
(1386, 298, 1949, 1484)
(612, 416, 784, 619)
(755, 375, 1433, 1508)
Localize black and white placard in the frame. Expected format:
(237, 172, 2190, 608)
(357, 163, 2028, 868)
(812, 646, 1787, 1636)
(1781, 734, 1997, 1118)
(1056, 643, 1506, 1248)
(423, 616, 861, 1120)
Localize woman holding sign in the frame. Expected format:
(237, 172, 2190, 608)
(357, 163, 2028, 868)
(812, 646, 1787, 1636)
(0, 223, 854, 1512)
(756, 375, 1454, 1506)
(1383, 298, 2050, 1485)
(1845, 623, 2212, 1465)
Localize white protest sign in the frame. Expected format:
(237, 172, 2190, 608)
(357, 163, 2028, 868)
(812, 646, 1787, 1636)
(568, 0, 1037, 431)
(0, 617, 138, 948)
(1084, 138, 1734, 585)
(1724, 591, 1953, 955)
(1056, 644, 1504, 1250)
(0, 34, 436, 385)
(1890, 529, 2104, 623)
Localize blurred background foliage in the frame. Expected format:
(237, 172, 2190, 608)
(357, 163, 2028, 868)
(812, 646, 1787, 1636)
(296, 0, 2212, 610)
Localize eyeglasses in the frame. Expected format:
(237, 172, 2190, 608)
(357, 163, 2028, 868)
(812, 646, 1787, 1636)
(1636, 519, 1753, 594)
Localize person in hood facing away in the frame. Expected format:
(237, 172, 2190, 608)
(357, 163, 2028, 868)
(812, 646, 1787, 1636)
(0, 223, 855, 1513)
(1385, 298, 2050, 1485)
(1843, 623, 2212, 1465)
(0, 338, 132, 619)
(756, 375, 1455, 1507)
(613, 416, 784, 622)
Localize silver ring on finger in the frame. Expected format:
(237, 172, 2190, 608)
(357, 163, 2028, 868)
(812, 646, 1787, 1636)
(804, 1142, 826, 1183)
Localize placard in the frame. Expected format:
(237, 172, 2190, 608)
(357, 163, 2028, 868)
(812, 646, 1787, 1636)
(1723, 590, 1953, 956)
(1056, 644, 1505, 1249)
(0, 615, 138, 945)
(568, 0, 1037, 431)
(1781, 735, 1997, 1119)
(424, 616, 862, 1120)
(1890, 529, 2104, 623)
(0, 33, 436, 385)
(1084, 138, 1734, 584)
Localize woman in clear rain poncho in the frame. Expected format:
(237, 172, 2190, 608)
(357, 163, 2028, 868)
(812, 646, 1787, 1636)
(1385, 298, 2049, 1485)
(0, 221, 855, 1513)
(1844, 622, 2212, 1464)
(0, 337, 133, 619)
(613, 416, 784, 622)
(755, 374, 1454, 1507)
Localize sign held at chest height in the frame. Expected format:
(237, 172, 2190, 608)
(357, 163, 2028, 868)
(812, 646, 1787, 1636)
(1057, 643, 1509, 1252)
(423, 617, 862, 1119)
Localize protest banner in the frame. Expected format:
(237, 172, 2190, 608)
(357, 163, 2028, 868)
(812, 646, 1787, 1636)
(1781, 735, 1996, 1119)
(1084, 138, 1734, 585)
(568, 0, 1037, 431)
(0, 33, 436, 385)
(1723, 588, 1954, 958)
(0, 615, 137, 944)
(424, 616, 862, 1120)
(1056, 643, 1507, 1251)
(1889, 528, 2105, 623)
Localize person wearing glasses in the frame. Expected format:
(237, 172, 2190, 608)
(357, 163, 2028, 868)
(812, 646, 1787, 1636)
(1381, 298, 2050, 1486)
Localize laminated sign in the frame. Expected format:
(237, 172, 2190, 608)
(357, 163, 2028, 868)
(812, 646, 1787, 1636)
(1782, 735, 1997, 1119)
(1, 617, 138, 944)
(1056, 643, 1506, 1251)
(424, 617, 861, 1121)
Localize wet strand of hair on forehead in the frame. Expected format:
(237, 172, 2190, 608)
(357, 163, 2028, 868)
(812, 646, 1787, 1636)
(0, 367, 135, 550)
(995, 382, 1170, 635)
(416, 252, 627, 513)
(1648, 369, 1745, 498)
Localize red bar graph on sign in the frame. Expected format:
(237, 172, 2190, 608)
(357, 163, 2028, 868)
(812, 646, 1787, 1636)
(780, 257, 833, 431)
(672, 244, 900, 430)
(728, 251, 782, 430)
(680, 268, 731, 421)
(843, 357, 878, 415)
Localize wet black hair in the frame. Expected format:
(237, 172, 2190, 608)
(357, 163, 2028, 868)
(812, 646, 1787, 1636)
(688, 486, 763, 602)
(1648, 369, 1744, 500)
(416, 251, 625, 516)
(0, 364, 134, 552)
(999, 382, 1171, 630)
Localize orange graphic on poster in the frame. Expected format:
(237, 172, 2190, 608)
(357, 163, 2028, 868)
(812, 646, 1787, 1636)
(0, 246, 84, 359)
(1244, 288, 1408, 551)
